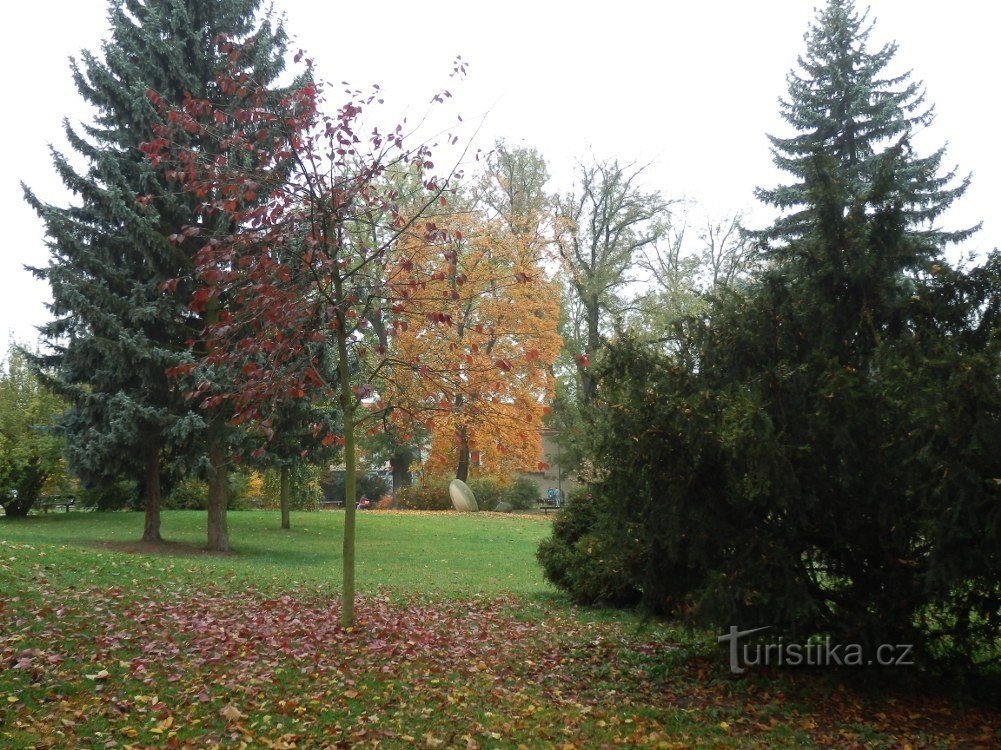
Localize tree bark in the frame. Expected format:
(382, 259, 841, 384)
(336, 319, 357, 628)
(389, 450, 411, 500)
(581, 297, 601, 404)
(142, 436, 162, 543)
(279, 464, 290, 530)
(206, 438, 229, 552)
(455, 426, 470, 482)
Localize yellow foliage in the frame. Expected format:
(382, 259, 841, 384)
(386, 209, 561, 479)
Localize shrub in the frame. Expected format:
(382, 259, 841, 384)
(164, 475, 206, 510)
(505, 476, 539, 510)
(322, 471, 390, 507)
(466, 477, 502, 510)
(467, 475, 540, 511)
(75, 478, 141, 511)
(537, 489, 642, 607)
(396, 480, 452, 511)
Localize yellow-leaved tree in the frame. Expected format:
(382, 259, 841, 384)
(388, 205, 561, 481)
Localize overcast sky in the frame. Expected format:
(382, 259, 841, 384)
(3, 0, 997, 352)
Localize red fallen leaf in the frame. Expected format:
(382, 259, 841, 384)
(495, 359, 512, 372)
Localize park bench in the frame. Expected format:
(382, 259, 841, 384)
(538, 488, 564, 514)
(37, 495, 77, 513)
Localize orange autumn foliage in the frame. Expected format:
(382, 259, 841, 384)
(387, 210, 561, 479)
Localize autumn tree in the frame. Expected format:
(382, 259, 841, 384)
(388, 209, 561, 482)
(144, 48, 487, 625)
(23, 0, 289, 544)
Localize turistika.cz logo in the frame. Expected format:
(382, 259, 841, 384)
(717, 626, 915, 674)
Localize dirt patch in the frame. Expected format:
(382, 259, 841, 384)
(93, 539, 235, 557)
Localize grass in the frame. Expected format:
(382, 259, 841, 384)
(0, 510, 553, 598)
(1, 509, 998, 748)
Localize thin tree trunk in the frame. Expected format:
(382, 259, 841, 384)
(581, 298, 601, 404)
(206, 438, 229, 552)
(455, 426, 470, 482)
(202, 296, 228, 552)
(142, 436, 162, 543)
(336, 320, 357, 628)
(279, 464, 290, 530)
(389, 450, 411, 503)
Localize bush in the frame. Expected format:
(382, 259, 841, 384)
(466, 477, 502, 510)
(75, 478, 141, 511)
(261, 465, 323, 512)
(467, 475, 539, 511)
(537, 489, 642, 607)
(396, 480, 452, 511)
(505, 476, 539, 510)
(164, 474, 206, 510)
(321, 470, 390, 507)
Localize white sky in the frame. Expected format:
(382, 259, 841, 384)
(3, 1, 997, 352)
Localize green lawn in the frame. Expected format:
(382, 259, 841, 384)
(0, 510, 553, 599)
(1, 510, 996, 748)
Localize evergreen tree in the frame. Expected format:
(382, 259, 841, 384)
(540, 1, 1001, 671)
(754, 0, 976, 249)
(22, 0, 288, 546)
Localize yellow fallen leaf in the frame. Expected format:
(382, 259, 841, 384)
(719, 721, 731, 731)
(220, 704, 244, 723)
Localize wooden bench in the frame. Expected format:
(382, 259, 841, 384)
(538, 491, 564, 514)
(37, 495, 76, 513)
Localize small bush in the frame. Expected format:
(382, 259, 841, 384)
(261, 465, 323, 512)
(164, 475, 206, 510)
(466, 477, 502, 510)
(322, 471, 390, 507)
(76, 478, 141, 511)
(397, 480, 452, 511)
(505, 476, 540, 510)
(537, 489, 643, 607)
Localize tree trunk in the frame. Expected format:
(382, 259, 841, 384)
(279, 464, 291, 530)
(206, 439, 229, 552)
(142, 436, 162, 543)
(336, 318, 357, 628)
(389, 450, 411, 501)
(581, 298, 601, 404)
(455, 426, 470, 482)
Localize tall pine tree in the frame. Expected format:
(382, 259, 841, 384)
(754, 0, 976, 249)
(23, 0, 288, 547)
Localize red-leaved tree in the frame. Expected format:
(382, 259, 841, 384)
(142, 42, 532, 625)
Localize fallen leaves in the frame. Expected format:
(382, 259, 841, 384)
(0, 538, 998, 748)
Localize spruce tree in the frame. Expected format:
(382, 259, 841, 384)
(540, 0, 1001, 670)
(23, 0, 288, 547)
(754, 0, 977, 249)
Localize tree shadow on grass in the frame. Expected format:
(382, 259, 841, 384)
(93, 539, 236, 557)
